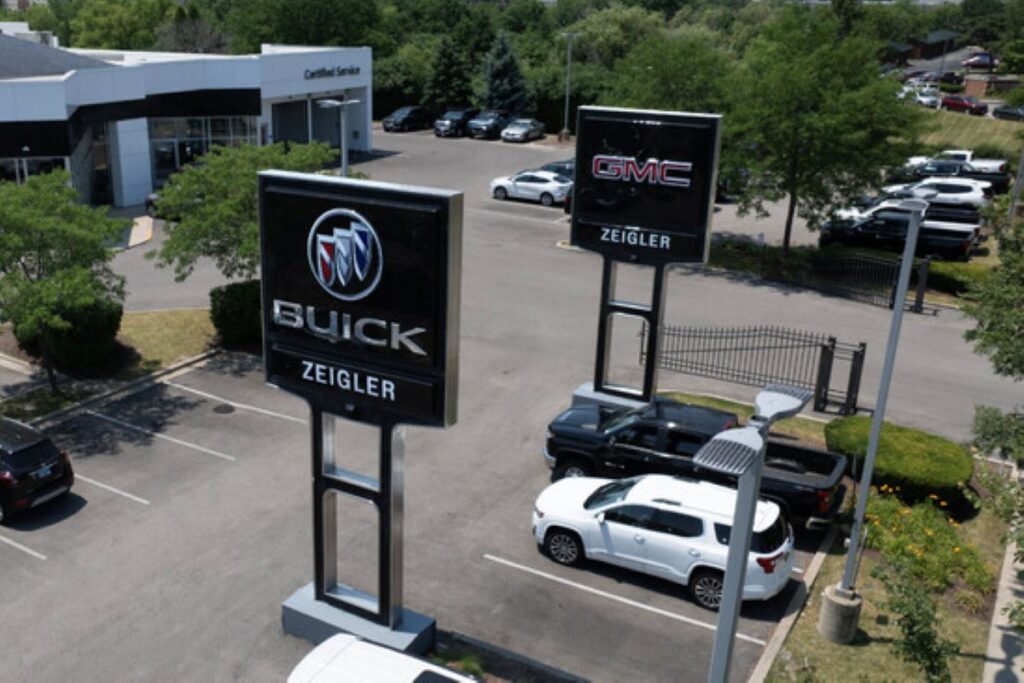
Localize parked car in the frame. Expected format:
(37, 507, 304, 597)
(963, 52, 998, 70)
(912, 159, 1011, 194)
(820, 199, 980, 260)
(540, 158, 575, 178)
(993, 104, 1024, 121)
(501, 118, 545, 143)
(940, 94, 988, 115)
(432, 107, 479, 138)
(288, 633, 475, 683)
(532, 473, 796, 610)
(881, 178, 989, 209)
(914, 88, 940, 107)
(467, 110, 511, 139)
(489, 170, 571, 207)
(0, 417, 74, 523)
(900, 68, 928, 83)
(939, 71, 963, 85)
(907, 149, 1008, 175)
(543, 398, 847, 528)
(381, 106, 433, 132)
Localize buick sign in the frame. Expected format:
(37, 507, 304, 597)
(259, 171, 462, 427)
(571, 106, 722, 265)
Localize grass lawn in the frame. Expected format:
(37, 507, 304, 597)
(659, 390, 828, 447)
(115, 308, 215, 379)
(918, 108, 1024, 159)
(766, 507, 1007, 682)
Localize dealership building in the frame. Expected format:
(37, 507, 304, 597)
(0, 25, 373, 207)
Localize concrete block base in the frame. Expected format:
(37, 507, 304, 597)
(282, 583, 436, 655)
(572, 382, 646, 411)
(817, 582, 863, 643)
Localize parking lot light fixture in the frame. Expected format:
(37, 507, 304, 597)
(698, 384, 811, 683)
(559, 32, 578, 141)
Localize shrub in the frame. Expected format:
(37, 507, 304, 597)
(825, 416, 973, 502)
(971, 143, 1013, 161)
(927, 259, 993, 295)
(1005, 88, 1024, 107)
(938, 82, 964, 94)
(209, 280, 261, 348)
(27, 297, 123, 371)
(866, 489, 993, 593)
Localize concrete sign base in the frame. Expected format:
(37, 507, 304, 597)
(571, 381, 646, 411)
(282, 583, 436, 655)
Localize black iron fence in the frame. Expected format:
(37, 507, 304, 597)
(641, 324, 866, 415)
(756, 248, 931, 313)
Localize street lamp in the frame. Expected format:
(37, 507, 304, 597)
(818, 197, 931, 642)
(697, 383, 813, 683)
(317, 97, 361, 177)
(559, 32, 578, 142)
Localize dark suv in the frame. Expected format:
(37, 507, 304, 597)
(0, 417, 74, 523)
(382, 106, 434, 132)
(466, 110, 511, 139)
(433, 108, 479, 137)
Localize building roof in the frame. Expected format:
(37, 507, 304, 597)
(0, 32, 109, 79)
(919, 29, 960, 46)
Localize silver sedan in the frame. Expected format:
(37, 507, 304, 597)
(489, 170, 572, 207)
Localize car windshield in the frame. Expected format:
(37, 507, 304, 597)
(510, 119, 531, 127)
(601, 407, 643, 432)
(478, 111, 501, 120)
(391, 107, 413, 117)
(583, 477, 640, 510)
(442, 110, 463, 120)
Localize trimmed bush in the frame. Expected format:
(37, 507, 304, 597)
(37, 297, 123, 370)
(825, 416, 973, 503)
(210, 280, 262, 348)
(928, 260, 993, 295)
(938, 82, 964, 94)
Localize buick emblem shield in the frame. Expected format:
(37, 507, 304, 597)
(306, 208, 383, 301)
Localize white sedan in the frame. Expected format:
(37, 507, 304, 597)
(882, 178, 990, 207)
(914, 89, 940, 107)
(490, 170, 572, 207)
(500, 118, 545, 143)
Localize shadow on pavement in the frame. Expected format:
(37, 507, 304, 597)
(4, 492, 87, 531)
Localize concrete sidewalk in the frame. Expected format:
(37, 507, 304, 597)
(984, 547, 1024, 681)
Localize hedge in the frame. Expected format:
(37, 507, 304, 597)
(209, 280, 262, 348)
(825, 416, 973, 503)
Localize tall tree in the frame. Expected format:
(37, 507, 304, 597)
(423, 37, 473, 111)
(151, 142, 334, 281)
(154, 3, 227, 53)
(71, 0, 173, 49)
(481, 33, 529, 114)
(726, 6, 921, 255)
(226, 0, 379, 54)
(0, 171, 127, 391)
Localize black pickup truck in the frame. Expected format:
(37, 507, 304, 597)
(543, 398, 847, 529)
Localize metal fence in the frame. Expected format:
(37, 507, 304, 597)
(641, 324, 866, 415)
(757, 249, 931, 313)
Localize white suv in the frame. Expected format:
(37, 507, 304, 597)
(532, 474, 795, 610)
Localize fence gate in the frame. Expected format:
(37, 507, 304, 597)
(641, 325, 866, 415)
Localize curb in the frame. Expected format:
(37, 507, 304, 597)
(30, 349, 219, 429)
(437, 630, 587, 683)
(748, 525, 839, 683)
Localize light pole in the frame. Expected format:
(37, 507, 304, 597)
(818, 197, 931, 642)
(559, 32, 578, 142)
(317, 97, 361, 177)
(697, 384, 813, 683)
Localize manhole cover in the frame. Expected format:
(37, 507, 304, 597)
(213, 403, 235, 415)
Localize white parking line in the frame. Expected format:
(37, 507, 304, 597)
(164, 381, 306, 424)
(85, 410, 236, 462)
(483, 554, 766, 646)
(75, 474, 150, 506)
(0, 534, 46, 561)
(792, 566, 804, 574)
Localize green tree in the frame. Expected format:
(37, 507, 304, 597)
(0, 171, 127, 391)
(603, 27, 732, 113)
(71, 0, 173, 49)
(963, 196, 1024, 380)
(151, 143, 334, 281)
(226, 0, 379, 54)
(154, 3, 227, 53)
(374, 38, 439, 118)
(423, 37, 473, 112)
(998, 39, 1024, 74)
(726, 6, 921, 255)
(568, 5, 663, 69)
(481, 33, 529, 114)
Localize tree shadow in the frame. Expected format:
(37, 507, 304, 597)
(202, 350, 263, 377)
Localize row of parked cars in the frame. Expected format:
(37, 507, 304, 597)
(382, 105, 546, 143)
(818, 148, 1011, 260)
(532, 396, 847, 611)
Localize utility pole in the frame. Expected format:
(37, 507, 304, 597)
(559, 32, 577, 142)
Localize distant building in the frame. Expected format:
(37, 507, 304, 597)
(912, 29, 960, 61)
(0, 31, 372, 207)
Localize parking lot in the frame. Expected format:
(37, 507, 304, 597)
(3, 126, 1018, 682)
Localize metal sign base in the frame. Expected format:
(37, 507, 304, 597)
(594, 258, 667, 401)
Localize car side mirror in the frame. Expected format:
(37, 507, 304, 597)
(596, 512, 606, 524)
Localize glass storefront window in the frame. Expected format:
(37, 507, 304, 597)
(148, 116, 257, 187)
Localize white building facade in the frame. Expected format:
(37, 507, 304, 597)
(0, 36, 372, 207)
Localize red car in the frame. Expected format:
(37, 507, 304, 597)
(0, 417, 74, 523)
(941, 94, 988, 116)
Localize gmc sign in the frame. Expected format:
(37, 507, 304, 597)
(571, 106, 722, 265)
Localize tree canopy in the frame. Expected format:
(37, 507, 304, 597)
(151, 142, 334, 282)
(482, 33, 529, 114)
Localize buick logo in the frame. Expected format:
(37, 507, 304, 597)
(307, 208, 383, 301)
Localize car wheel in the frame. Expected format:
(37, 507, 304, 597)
(545, 529, 583, 566)
(690, 569, 725, 610)
(554, 458, 593, 480)
(493, 187, 508, 200)
(540, 193, 554, 207)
